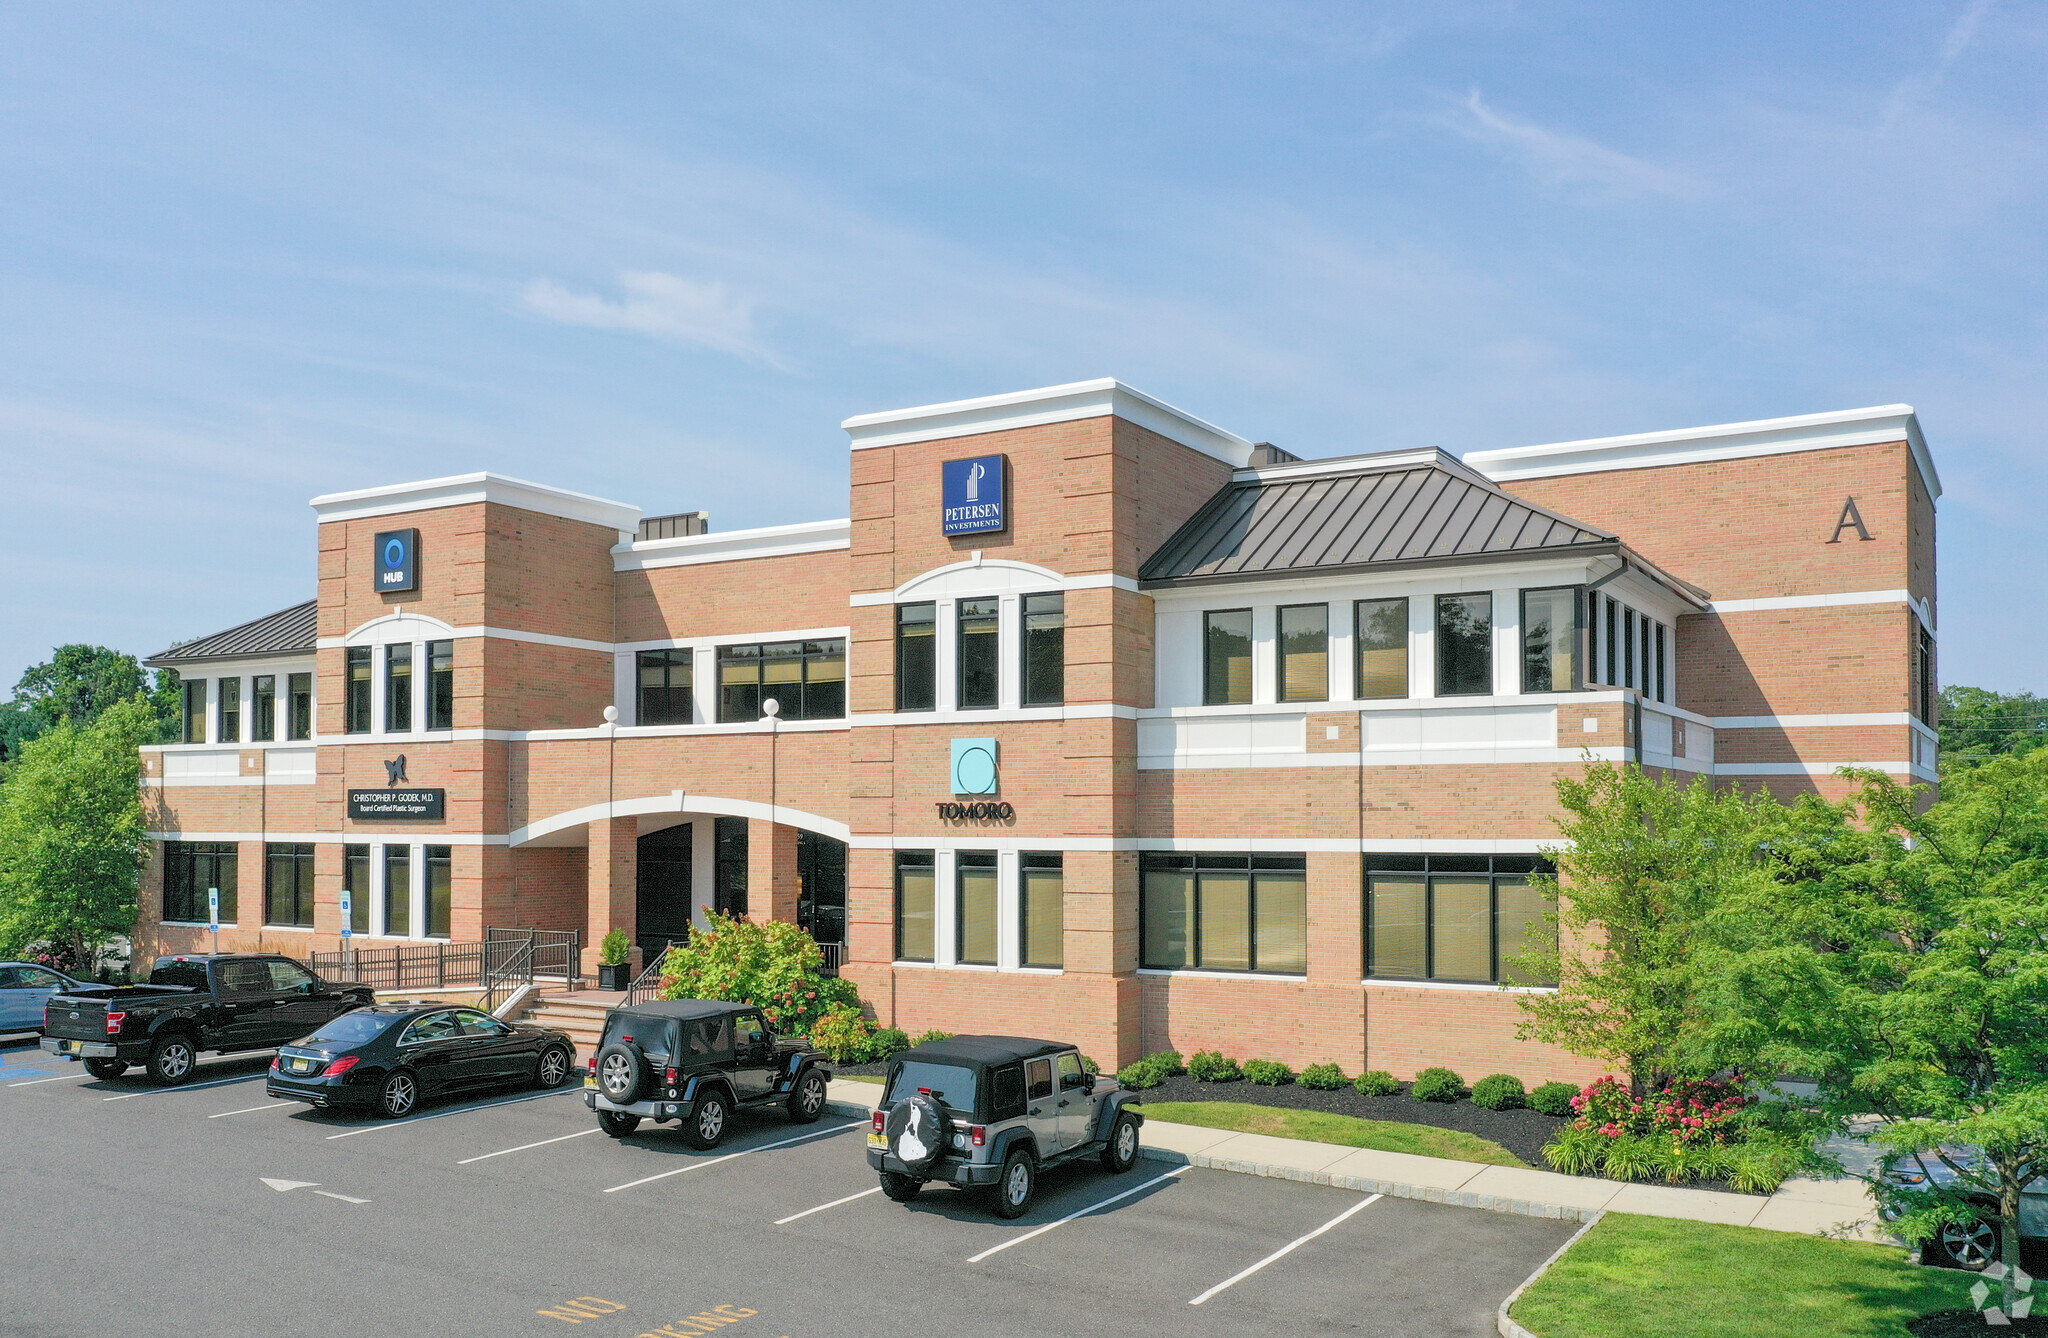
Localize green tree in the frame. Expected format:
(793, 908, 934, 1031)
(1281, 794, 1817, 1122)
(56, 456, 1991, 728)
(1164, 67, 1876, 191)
(1511, 762, 1782, 1096)
(3, 644, 181, 756)
(0, 697, 152, 973)
(658, 913, 862, 1036)
(1939, 685, 2048, 765)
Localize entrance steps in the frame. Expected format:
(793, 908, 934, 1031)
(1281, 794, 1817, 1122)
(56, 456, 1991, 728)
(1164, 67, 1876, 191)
(515, 990, 629, 1062)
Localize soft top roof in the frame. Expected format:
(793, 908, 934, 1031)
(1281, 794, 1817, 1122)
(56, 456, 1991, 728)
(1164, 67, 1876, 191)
(610, 998, 748, 1022)
(899, 1035, 1070, 1070)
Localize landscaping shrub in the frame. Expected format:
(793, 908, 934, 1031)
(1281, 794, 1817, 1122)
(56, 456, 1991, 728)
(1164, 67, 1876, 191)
(658, 913, 861, 1035)
(861, 1027, 910, 1062)
(910, 1029, 954, 1048)
(1528, 1081, 1579, 1117)
(1081, 1055, 1101, 1076)
(1410, 1067, 1465, 1103)
(1471, 1074, 1527, 1111)
(598, 929, 632, 966)
(1150, 1049, 1187, 1076)
(1242, 1059, 1293, 1087)
(1299, 1062, 1348, 1091)
(1542, 1074, 1812, 1193)
(808, 1003, 874, 1063)
(1186, 1050, 1243, 1083)
(1118, 1060, 1163, 1090)
(1354, 1070, 1402, 1097)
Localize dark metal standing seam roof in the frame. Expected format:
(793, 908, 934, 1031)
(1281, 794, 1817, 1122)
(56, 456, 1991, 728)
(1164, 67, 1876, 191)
(144, 599, 318, 666)
(1139, 458, 1619, 587)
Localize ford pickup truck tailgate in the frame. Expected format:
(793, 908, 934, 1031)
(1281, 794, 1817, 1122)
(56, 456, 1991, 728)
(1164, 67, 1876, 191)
(42, 995, 111, 1042)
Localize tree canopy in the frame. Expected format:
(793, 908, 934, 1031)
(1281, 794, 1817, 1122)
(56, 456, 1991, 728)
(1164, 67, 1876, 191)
(1939, 684, 2048, 765)
(1, 644, 180, 764)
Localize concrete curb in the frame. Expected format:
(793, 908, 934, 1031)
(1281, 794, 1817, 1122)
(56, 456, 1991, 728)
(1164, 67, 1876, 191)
(1494, 1210, 1606, 1338)
(1136, 1145, 1606, 1223)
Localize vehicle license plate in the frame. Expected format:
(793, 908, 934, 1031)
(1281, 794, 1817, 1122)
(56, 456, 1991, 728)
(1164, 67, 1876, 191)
(66, 1040, 84, 1055)
(291, 1058, 311, 1073)
(584, 1075, 598, 1089)
(867, 1133, 888, 1149)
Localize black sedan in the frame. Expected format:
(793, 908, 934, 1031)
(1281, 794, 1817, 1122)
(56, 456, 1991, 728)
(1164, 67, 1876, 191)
(266, 1003, 576, 1118)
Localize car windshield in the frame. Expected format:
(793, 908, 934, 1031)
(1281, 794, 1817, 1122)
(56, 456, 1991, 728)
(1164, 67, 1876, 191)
(886, 1061, 977, 1110)
(306, 1010, 401, 1046)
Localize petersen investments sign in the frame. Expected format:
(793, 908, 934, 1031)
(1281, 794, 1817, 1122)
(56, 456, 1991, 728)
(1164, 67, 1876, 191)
(941, 455, 1007, 536)
(347, 788, 446, 821)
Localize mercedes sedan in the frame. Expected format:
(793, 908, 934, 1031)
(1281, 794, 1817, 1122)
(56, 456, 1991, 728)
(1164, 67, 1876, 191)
(267, 1003, 576, 1118)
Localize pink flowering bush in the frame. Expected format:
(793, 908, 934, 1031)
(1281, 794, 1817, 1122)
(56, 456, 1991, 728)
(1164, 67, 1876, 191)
(1546, 1074, 1806, 1192)
(1570, 1074, 1750, 1145)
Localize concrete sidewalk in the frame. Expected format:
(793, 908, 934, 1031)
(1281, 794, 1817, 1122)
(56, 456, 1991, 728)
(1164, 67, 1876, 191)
(825, 1078, 1883, 1240)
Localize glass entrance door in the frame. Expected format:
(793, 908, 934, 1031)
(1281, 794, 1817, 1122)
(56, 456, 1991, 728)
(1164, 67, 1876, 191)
(796, 830, 847, 949)
(635, 823, 694, 961)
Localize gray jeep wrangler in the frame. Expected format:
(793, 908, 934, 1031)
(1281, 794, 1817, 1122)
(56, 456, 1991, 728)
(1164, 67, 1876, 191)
(866, 1035, 1144, 1219)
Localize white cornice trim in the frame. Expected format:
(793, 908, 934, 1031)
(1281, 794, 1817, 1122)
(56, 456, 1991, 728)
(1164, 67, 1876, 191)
(1230, 446, 1494, 488)
(613, 518, 850, 572)
(311, 472, 641, 531)
(1464, 405, 1941, 501)
(850, 570, 1141, 606)
(840, 378, 1255, 467)
(317, 625, 614, 655)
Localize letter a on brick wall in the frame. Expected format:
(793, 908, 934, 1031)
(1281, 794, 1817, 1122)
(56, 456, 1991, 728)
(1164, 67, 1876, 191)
(1828, 496, 1874, 543)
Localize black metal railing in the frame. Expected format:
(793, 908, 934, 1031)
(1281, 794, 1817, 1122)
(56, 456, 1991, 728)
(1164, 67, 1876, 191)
(817, 942, 845, 976)
(625, 944, 671, 1007)
(488, 927, 582, 989)
(313, 928, 581, 998)
(482, 940, 536, 1016)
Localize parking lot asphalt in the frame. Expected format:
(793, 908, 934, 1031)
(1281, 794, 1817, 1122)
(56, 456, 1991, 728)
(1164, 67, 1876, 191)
(0, 1034, 1577, 1337)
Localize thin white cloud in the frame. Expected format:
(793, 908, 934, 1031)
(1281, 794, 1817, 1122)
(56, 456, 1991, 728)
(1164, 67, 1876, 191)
(1881, 0, 1997, 129)
(523, 271, 779, 364)
(1460, 91, 1707, 201)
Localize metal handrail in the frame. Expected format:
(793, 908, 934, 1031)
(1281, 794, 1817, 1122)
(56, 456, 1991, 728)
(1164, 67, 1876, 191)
(482, 940, 536, 1015)
(625, 944, 672, 1006)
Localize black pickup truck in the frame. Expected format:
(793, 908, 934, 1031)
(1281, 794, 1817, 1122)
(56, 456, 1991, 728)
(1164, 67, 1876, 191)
(41, 953, 374, 1085)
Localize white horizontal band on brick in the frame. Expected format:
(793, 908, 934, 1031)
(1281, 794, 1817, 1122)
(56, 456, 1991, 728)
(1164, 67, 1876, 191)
(144, 776, 316, 788)
(845, 836, 1567, 853)
(310, 471, 642, 531)
(1713, 711, 1925, 730)
(1713, 761, 1915, 776)
(1708, 589, 1911, 614)
(1138, 746, 1634, 770)
(849, 569, 1142, 606)
(148, 831, 506, 845)
(613, 626, 850, 653)
(142, 740, 326, 753)
(1364, 978, 1557, 996)
(316, 625, 615, 655)
(1137, 968, 1307, 981)
(612, 518, 850, 572)
(841, 377, 1255, 468)
(850, 704, 1135, 727)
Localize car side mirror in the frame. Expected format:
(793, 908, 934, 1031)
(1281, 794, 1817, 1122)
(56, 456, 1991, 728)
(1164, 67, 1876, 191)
(1085, 1073, 1098, 1094)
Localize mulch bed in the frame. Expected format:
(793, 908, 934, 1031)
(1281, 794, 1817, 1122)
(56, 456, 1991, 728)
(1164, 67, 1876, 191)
(1908, 1310, 2048, 1335)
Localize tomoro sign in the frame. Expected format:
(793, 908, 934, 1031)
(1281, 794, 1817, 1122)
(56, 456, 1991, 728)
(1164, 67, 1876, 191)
(347, 788, 446, 820)
(373, 528, 419, 593)
(941, 455, 1007, 536)
(951, 737, 1000, 795)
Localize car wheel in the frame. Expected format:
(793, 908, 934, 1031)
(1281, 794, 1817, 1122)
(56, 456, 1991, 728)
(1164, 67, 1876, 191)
(146, 1034, 196, 1086)
(598, 1109, 640, 1138)
(535, 1045, 573, 1089)
(879, 1171, 923, 1202)
(1100, 1111, 1140, 1173)
(84, 1058, 128, 1080)
(1930, 1215, 2001, 1271)
(595, 1042, 645, 1104)
(994, 1148, 1036, 1219)
(377, 1070, 419, 1119)
(685, 1089, 729, 1149)
(787, 1070, 827, 1124)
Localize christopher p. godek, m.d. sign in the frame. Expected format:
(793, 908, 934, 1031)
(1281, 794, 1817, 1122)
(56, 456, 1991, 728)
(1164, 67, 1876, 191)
(941, 455, 1007, 536)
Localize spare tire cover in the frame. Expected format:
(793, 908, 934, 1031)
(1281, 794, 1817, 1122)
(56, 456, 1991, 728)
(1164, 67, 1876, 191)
(596, 1042, 646, 1102)
(886, 1092, 952, 1174)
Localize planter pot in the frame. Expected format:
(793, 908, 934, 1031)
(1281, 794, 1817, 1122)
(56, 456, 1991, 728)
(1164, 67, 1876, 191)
(598, 963, 630, 991)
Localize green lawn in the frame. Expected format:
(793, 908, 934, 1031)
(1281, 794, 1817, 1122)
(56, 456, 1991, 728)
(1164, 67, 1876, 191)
(1511, 1212, 1976, 1338)
(1139, 1100, 1527, 1167)
(837, 1073, 882, 1084)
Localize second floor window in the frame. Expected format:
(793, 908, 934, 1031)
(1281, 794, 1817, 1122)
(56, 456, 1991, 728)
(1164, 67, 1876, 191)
(956, 850, 998, 965)
(386, 643, 412, 733)
(1355, 597, 1408, 699)
(345, 647, 371, 733)
(896, 603, 936, 712)
(1203, 609, 1253, 706)
(288, 672, 313, 740)
(183, 680, 207, 743)
(1435, 592, 1492, 696)
(427, 639, 454, 729)
(637, 649, 693, 725)
(896, 850, 935, 962)
(719, 641, 845, 722)
(1521, 587, 1578, 693)
(218, 676, 241, 743)
(958, 598, 999, 708)
(1021, 592, 1064, 706)
(1277, 603, 1328, 703)
(251, 675, 275, 742)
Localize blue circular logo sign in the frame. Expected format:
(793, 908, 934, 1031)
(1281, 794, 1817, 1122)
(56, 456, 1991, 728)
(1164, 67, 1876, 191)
(954, 745, 998, 795)
(383, 537, 406, 568)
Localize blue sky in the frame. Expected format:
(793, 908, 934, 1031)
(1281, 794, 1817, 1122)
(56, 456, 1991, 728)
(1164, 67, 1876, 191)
(1, 3, 2042, 691)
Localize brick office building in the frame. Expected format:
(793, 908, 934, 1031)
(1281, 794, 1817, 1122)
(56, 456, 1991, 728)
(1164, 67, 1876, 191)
(137, 380, 1940, 1081)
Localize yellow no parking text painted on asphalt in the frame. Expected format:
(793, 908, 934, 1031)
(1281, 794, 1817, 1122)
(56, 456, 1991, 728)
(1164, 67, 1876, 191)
(536, 1298, 786, 1337)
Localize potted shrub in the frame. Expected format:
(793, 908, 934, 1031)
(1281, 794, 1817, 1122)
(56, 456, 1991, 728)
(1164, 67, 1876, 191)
(597, 930, 633, 991)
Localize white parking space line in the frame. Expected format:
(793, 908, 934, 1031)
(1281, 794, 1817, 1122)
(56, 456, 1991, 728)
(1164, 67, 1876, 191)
(104, 1075, 264, 1101)
(326, 1087, 581, 1139)
(458, 1128, 601, 1164)
(1187, 1193, 1383, 1306)
(602, 1121, 867, 1194)
(9, 1072, 88, 1087)
(967, 1166, 1191, 1264)
(775, 1185, 883, 1224)
(209, 1102, 295, 1119)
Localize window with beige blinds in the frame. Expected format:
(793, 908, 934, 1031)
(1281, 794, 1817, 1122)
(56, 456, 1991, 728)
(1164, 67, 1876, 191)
(955, 851, 998, 965)
(895, 851, 935, 962)
(1354, 597, 1409, 699)
(1020, 853, 1064, 968)
(1277, 603, 1328, 703)
(1364, 854, 1558, 985)
(1203, 609, 1253, 705)
(1520, 586, 1579, 693)
(1140, 854, 1308, 974)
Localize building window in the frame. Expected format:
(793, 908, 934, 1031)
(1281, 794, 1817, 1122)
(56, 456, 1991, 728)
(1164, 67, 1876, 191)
(896, 602, 936, 712)
(384, 846, 411, 937)
(288, 672, 313, 741)
(1521, 587, 1579, 693)
(1020, 853, 1063, 969)
(386, 643, 412, 733)
(1203, 609, 1253, 706)
(1021, 593, 1065, 707)
(713, 816, 748, 917)
(957, 598, 1000, 709)
(163, 841, 236, 924)
(1354, 597, 1408, 699)
(636, 649, 693, 725)
(1364, 854, 1557, 986)
(895, 850, 935, 962)
(1140, 853, 1306, 974)
(265, 842, 315, 928)
(1624, 610, 1637, 690)
(1277, 603, 1328, 703)
(343, 844, 370, 935)
(1655, 624, 1668, 703)
(1435, 593, 1492, 696)
(251, 675, 275, 742)
(345, 647, 371, 733)
(427, 640, 454, 730)
(218, 677, 241, 744)
(955, 850, 998, 965)
(718, 640, 846, 722)
(1603, 597, 1618, 686)
(424, 845, 452, 939)
(183, 680, 208, 743)
(1917, 627, 1935, 723)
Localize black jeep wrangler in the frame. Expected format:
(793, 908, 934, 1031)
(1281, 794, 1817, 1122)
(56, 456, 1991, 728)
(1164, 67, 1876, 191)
(867, 1036, 1145, 1218)
(584, 999, 832, 1148)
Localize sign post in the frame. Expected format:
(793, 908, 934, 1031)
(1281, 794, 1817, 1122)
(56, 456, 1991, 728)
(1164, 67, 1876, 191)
(208, 886, 220, 954)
